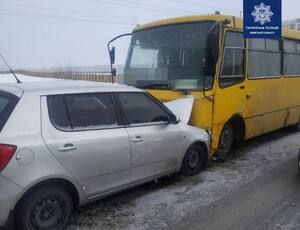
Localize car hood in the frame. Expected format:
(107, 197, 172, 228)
(164, 96, 194, 124)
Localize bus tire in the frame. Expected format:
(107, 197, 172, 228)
(292, 118, 300, 131)
(298, 149, 300, 172)
(296, 119, 300, 131)
(215, 122, 233, 161)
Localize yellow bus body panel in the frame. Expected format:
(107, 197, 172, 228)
(139, 15, 300, 157)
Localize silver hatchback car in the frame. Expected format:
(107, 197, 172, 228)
(0, 80, 210, 230)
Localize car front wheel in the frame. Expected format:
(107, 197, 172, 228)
(181, 144, 207, 176)
(16, 186, 74, 230)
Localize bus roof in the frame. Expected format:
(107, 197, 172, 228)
(133, 14, 300, 40)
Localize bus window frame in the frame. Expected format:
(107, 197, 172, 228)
(247, 38, 283, 80)
(219, 29, 246, 89)
(126, 20, 217, 92)
(282, 37, 300, 78)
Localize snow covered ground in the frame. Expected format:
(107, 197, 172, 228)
(68, 128, 300, 230)
(0, 73, 54, 83)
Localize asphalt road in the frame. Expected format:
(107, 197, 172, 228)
(69, 128, 300, 230)
(177, 156, 300, 230)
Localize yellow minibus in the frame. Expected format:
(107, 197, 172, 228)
(117, 14, 300, 160)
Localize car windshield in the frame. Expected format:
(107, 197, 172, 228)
(124, 21, 215, 90)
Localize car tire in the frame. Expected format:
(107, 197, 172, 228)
(16, 186, 74, 230)
(215, 122, 233, 161)
(181, 144, 207, 177)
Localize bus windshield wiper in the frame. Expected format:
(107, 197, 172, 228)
(140, 83, 172, 89)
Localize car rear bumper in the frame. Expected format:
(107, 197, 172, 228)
(0, 175, 23, 227)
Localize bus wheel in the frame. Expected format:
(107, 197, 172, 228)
(215, 123, 233, 161)
(296, 119, 300, 131)
(292, 118, 300, 131)
(298, 150, 300, 172)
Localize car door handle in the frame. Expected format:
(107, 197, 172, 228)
(132, 136, 143, 143)
(58, 144, 77, 152)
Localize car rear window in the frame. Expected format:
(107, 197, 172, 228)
(0, 91, 19, 132)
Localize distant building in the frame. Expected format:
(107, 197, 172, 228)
(283, 19, 300, 31)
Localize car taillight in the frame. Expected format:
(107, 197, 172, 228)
(0, 144, 17, 172)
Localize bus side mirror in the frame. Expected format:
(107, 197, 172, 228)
(111, 68, 117, 77)
(109, 46, 115, 65)
(208, 19, 230, 64)
(208, 29, 219, 63)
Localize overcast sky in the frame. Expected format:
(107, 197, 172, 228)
(0, 0, 299, 70)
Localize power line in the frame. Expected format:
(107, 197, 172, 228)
(0, 9, 136, 25)
(169, 0, 242, 15)
(117, 0, 199, 14)
(90, 0, 190, 15)
(0, 1, 152, 21)
(0, 0, 244, 26)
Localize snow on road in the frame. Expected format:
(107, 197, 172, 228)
(68, 129, 300, 230)
(0, 73, 54, 83)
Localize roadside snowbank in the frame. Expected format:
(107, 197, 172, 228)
(0, 73, 54, 83)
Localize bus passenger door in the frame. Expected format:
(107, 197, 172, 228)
(212, 30, 247, 150)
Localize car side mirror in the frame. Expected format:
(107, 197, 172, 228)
(169, 113, 180, 124)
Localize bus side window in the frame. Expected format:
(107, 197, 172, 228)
(283, 39, 300, 76)
(220, 31, 245, 88)
(248, 38, 281, 78)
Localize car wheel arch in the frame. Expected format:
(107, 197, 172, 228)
(14, 177, 82, 213)
(181, 141, 209, 168)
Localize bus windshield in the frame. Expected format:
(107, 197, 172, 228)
(124, 21, 216, 90)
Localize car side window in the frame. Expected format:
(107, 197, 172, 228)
(47, 93, 118, 131)
(47, 96, 71, 130)
(118, 93, 169, 125)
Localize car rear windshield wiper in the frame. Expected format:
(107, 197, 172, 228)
(140, 83, 172, 89)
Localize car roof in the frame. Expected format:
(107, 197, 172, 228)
(0, 79, 142, 96)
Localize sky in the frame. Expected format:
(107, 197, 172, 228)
(0, 0, 299, 70)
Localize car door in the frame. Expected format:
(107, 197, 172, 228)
(116, 92, 184, 182)
(41, 93, 131, 197)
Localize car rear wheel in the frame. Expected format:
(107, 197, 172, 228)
(16, 186, 73, 230)
(181, 144, 207, 176)
(215, 123, 233, 161)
